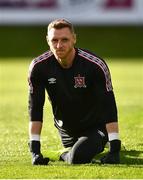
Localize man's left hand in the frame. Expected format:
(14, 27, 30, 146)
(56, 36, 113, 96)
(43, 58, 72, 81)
(100, 152, 120, 164)
(100, 139, 121, 164)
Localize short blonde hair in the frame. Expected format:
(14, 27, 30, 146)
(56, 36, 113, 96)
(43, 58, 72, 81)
(47, 19, 75, 34)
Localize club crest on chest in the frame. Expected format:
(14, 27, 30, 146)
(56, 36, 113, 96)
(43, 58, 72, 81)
(74, 74, 86, 88)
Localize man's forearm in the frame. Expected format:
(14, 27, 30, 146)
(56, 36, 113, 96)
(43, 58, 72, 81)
(106, 122, 119, 141)
(106, 122, 119, 133)
(29, 121, 42, 138)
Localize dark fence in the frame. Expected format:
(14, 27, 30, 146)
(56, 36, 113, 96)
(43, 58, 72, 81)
(0, 26, 143, 58)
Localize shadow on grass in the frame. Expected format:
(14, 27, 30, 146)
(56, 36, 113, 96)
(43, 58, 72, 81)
(120, 150, 143, 165)
(94, 150, 143, 166)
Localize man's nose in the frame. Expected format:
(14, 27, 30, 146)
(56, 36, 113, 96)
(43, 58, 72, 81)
(57, 41, 62, 48)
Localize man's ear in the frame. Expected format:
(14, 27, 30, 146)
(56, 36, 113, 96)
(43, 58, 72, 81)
(46, 35, 49, 45)
(73, 33, 77, 44)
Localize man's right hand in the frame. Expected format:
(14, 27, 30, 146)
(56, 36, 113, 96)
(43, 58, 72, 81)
(29, 140, 49, 165)
(32, 153, 49, 165)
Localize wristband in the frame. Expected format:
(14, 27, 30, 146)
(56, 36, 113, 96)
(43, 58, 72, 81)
(108, 132, 119, 141)
(30, 134, 40, 141)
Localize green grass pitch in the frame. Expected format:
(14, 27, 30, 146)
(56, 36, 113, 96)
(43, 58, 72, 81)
(0, 58, 143, 179)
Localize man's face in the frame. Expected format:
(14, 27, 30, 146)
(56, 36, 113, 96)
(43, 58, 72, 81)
(47, 27, 76, 60)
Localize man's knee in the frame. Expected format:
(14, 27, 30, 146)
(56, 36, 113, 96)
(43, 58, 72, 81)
(69, 147, 94, 164)
(69, 141, 105, 164)
(70, 155, 90, 164)
(60, 150, 90, 164)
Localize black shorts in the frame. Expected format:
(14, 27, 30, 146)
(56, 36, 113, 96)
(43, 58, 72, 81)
(58, 127, 108, 163)
(58, 127, 108, 148)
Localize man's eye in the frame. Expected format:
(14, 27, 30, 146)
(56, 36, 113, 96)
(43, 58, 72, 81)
(52, 39, 58, 43)
(62, 39, 68, 42)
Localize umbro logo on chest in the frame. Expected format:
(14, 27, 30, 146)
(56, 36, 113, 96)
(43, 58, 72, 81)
(48, 78, 56, 84)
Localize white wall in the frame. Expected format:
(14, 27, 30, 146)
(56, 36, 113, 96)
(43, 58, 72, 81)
(0, 0, 143, 25)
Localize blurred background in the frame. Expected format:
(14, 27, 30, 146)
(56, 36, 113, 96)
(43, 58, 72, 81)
(0, 0, 143, 59)
(0, 1, 143, 172)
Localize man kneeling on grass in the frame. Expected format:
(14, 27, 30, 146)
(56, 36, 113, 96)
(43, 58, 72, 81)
(28, 19, 121, 165)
